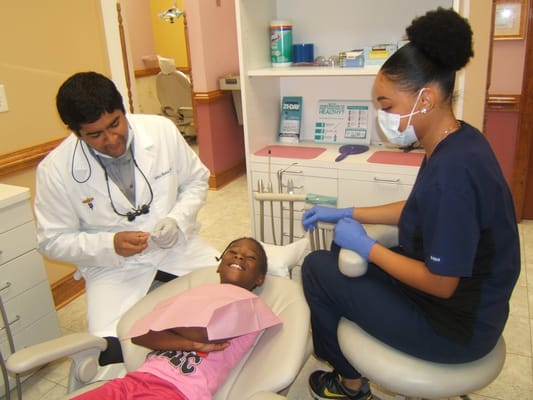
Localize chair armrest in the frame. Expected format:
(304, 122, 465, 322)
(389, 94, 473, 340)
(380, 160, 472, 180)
(338, 248, 368, 277)
(364, 224, 399, 249)
(338, 224, 399, 277)
(248, 392, 287, 400)
(6, 333, 106, 374)
(7, 333, 107, 392)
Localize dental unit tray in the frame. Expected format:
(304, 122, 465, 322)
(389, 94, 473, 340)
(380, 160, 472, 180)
(253, 192, 337, 245)
(253, 192, 337, 206)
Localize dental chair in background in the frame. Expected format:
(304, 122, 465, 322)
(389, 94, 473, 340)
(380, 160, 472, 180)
(156, 55, 196, 143)
(6, 266, 311, 399)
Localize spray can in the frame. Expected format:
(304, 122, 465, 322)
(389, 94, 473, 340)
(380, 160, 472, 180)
(270, 20, 292, 67)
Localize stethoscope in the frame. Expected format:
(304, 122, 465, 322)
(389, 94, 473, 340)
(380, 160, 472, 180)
(71, 137, 154, 221)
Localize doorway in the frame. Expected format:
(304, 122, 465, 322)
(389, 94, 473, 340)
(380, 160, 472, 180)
(510, 0, 533, 220)
(119, 0, 193, 117)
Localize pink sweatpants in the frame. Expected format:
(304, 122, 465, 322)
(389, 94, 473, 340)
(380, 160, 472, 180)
(71, 371, 186, 400)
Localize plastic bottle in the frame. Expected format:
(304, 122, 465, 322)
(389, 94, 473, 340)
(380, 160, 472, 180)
(270, 20, 292, 67)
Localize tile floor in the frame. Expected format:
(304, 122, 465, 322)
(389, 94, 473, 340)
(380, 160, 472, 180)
(5, 174, 533, 399)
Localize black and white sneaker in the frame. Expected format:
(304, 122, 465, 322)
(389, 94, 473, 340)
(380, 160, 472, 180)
(309, 370, 373, 400)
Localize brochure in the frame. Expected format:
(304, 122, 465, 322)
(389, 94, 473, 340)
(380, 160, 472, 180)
(279, 96, 303, 143)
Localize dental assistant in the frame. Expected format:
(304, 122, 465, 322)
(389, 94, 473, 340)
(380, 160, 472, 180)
(300, 9, 520, 400)
(35, 72, 219, 338)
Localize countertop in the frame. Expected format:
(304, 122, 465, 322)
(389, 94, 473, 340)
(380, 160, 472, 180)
(250, 142, 425, 174)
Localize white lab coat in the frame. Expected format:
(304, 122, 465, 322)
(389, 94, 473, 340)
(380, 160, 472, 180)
(35, 114, 219, 336)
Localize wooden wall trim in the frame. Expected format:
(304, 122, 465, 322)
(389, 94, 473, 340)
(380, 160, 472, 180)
(0, 89, 228, 178)
(0, 139, 63, 178)
(487, 94, 521, 112)
(193, 89, 227, 103)
(133, 67, 191, 78)
(208, 161, 246, 189)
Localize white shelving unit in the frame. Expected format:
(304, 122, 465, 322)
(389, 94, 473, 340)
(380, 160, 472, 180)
(234, 0, 465, 244)
(247, 65, 382, 77)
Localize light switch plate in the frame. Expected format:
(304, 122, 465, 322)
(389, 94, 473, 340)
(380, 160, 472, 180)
(0, 84, 9, 112)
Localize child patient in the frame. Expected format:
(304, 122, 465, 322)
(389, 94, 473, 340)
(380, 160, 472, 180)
(73, 237, 272, 400)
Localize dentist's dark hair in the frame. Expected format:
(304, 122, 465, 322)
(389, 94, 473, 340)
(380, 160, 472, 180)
(56, 71, 125, 134)
(380, 7, 474, 103)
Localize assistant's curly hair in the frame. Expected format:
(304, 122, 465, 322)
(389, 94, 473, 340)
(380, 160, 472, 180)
(380, 7, 474, 102)
(407, 7, 473, 71)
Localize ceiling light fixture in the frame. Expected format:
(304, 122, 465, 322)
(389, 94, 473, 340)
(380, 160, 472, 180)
(159, 0, 184, 24)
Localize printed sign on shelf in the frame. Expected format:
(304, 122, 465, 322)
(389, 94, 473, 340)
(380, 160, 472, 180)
(314, 99, 372, 145)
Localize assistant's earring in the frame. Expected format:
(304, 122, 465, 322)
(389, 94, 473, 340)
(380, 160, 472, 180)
(420, 108, 428, 114)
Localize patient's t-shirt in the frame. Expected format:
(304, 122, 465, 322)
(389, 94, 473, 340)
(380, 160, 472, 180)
(137, 331, 259, 400)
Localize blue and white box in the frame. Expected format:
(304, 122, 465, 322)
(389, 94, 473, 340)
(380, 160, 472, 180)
(279, 96, 303, 143)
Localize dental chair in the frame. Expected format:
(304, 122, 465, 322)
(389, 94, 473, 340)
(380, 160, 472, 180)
(6, 266, 311, 399)
(312, 221, 506, 400)
(156, 55, 196, 142)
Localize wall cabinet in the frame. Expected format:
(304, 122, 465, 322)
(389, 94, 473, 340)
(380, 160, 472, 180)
(249, 146, 420, 242)
(0, 184, 61, 395)
(234, 0, 475, 244)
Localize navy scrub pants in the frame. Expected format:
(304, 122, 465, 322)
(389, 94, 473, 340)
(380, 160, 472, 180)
(301, 245, 479, 380)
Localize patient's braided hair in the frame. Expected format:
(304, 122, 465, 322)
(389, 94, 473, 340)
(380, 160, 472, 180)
(216, 237, 268, 275)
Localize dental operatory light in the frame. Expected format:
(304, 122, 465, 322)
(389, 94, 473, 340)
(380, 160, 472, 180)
(159, 0, 184, 23)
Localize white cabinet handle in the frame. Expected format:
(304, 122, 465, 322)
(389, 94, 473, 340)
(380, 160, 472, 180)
(283, 233, 305, 240)
(0, 282, 11, 293)
(373, 177, 401, 183)
(0, 314, 21, 331)
(282, 206, 305, 213)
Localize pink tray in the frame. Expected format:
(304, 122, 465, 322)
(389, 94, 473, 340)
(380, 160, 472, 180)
(254, 145, 326, 159)
(367, 151, 424, 166)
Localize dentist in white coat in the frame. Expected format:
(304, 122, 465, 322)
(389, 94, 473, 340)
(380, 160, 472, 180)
(35, 72, 219, 344)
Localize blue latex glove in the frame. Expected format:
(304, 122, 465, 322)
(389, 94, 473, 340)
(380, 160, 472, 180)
(334, 217, 377, 260)
(302, 205, 353, 231)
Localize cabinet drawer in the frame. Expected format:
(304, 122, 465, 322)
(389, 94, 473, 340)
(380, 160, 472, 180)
(338, 179, 413, 207)
(338, 169, 417, 185)
(251, 169, 338, 196)
(0, 280, 56, 332)
(0, 250, 47, 303)
(0, 221, 37, 265)
(1, 311, 61, 359)
(0, 197, 32, 234)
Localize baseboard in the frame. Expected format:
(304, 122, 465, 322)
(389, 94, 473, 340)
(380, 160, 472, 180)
(208, 162, 246, 189)
(51, 271, 86, 310)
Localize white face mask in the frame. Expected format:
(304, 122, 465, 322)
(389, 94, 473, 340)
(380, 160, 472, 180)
(377, 88, 425, 147)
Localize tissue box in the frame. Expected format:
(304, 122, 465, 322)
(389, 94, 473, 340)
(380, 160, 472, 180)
(364, 44, 397, 66)
(339, 49, 364, 68)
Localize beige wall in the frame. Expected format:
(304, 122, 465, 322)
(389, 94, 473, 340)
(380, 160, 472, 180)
(0, 1, 111, 157)
(0, 1, 114, 283)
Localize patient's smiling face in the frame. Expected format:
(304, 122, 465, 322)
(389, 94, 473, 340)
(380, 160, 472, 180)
(217, 238, 266, 290)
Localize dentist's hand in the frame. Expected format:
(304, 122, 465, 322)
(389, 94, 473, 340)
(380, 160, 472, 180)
(334, 217, 377, 261)
(151, 217, 180, 248)
(302, 206, 353, 231)
(114, 231, 150, 257)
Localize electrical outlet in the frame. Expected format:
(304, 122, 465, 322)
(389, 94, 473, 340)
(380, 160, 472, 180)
(0, 84, 8, 112)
